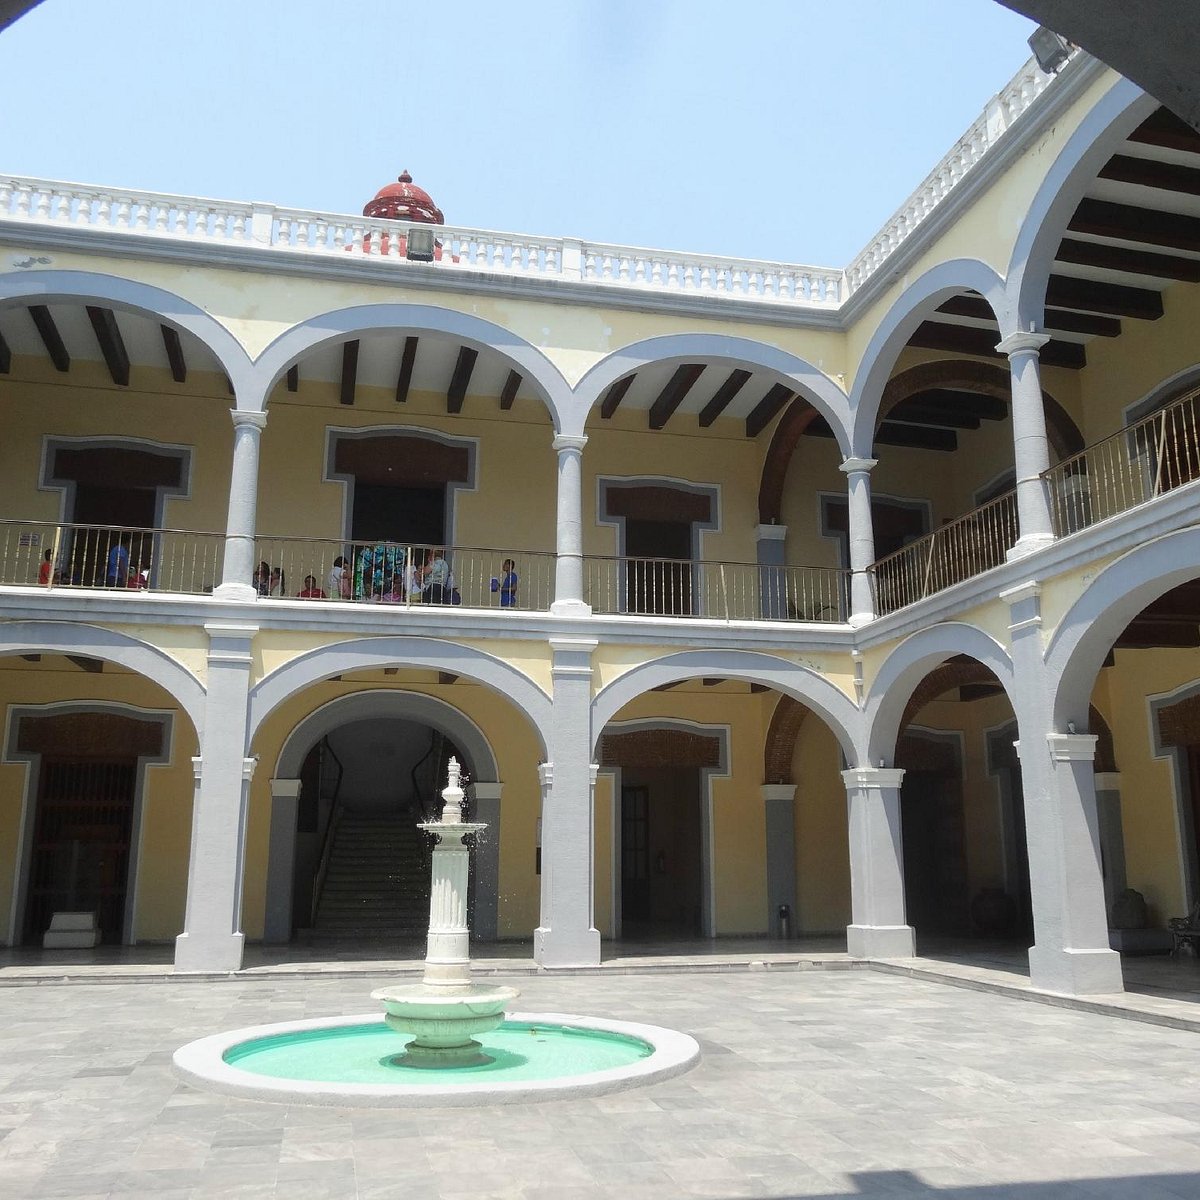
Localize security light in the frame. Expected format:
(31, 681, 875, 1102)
(1028, 26, 1072, 75)
(406, 226, 436, 262)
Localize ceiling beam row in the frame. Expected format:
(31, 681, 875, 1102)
(86, 305, 130, 386)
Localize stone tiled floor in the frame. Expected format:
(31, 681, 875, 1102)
(2, 969, 1200, 1198)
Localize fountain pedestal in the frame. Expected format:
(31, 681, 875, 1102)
(372, 759, 519, 1068)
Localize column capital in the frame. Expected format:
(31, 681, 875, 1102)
(755, 523, 788, 542)
(242, 755, 259, 782)
(842, 767, 906, 791)
(269, 777, 302, 799)
(552, 433, 588, 453)
(538, 761, 553, 788)
(1048, 733, 1098, 762)
(995, 330, 1050, 358)
(472, 781, 504, 802)
(761, 783, 797, 803)
(839, 456, 878, 475)
(230, 409, 268, 431)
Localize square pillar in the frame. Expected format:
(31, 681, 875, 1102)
(471, 781, 503, 942)
(263, 777, 301, 944)
(756, 524, 789, 619)
(761, 784, 797, 936)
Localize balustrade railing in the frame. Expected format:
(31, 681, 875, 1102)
(583, 555, 847, 622)
(1045, 387, 1200, 538)
(0, 519, 224, 594)
(252, 536, 556, 612)
(871, 492, 1019, 616)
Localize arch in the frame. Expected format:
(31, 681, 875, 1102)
(758, 401, 824, 525)
(1125, 362, 1200, 424)
(569, 333, 852, 451)
(848, 260, 1008, 458)
(763, 695, 810, 785)
(249, 303, 571, 429)
(1007, 77, 1157, 329)
(590, 649, 860, 763)
(0, 268, 254, 396)
(246, 636, 551, 756)
(863, 623, 1015, 766)
(273, 689, 499, 783)
(0, 621, 205, 737)
(1047, 528, 1200, 730)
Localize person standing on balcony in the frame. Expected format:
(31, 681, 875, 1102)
(37, 549, 58, 587)
(298, 574, 327, 599)
(327, 555, 351, 599)
(269, 566, 286, 597)
(106, 537, 129, 587)
(254, 561, 271, 596)
(422, 548, 451, 603)
(491, 559, 518, 607)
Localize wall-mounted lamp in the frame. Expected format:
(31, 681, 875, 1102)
(406, 226, 436, 262)
(1028, 26, 1072, 75)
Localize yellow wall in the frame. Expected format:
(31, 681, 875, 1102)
(791, 716, 851, 933)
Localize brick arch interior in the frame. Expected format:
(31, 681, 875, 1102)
(762, 695, 810, 785)
(899, 656, 999, 730)
(599, 727, 721, 770)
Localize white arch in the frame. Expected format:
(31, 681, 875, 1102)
(246, 636, 552, 756)
(0, 268, 255, 396)
(273, 689, 499, 782)
(0, 621, 206, 737)
(568, 333, 853, 450)
(249, 303, 572, 428)
(1046, 528, 1200, 730)
(1006, 76, 1156, 328)
(590, 649, 861, 762)
(862, 622, 1015, 765)
(848, 259, 1008, 457)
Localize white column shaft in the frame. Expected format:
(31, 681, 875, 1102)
(551, 434, 590, 615)
(998, 334, 1055, 553)
(840, 457, 877, 625)
(216, 410, 267, 600)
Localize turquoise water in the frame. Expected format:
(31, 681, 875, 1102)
(224, 1021, 652, 1086)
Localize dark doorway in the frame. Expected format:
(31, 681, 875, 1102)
(900, 767, 969, 937)
(624, 518, 693, 615)
(23, 758, 136, 945)
(352, 483, 445, 545)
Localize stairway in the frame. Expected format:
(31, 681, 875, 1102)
(312, 810, 430, 940)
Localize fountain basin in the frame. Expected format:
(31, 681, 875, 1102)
(371, 982, 520, 1067)
(173, 1010, 700, 1107)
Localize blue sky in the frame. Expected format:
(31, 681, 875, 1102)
(1, 1, 1037, 265)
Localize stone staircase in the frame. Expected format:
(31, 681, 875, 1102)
(312, 809, 430, 940)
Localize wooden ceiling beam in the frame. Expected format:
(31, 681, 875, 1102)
(66, 655, 103, 674)
(698, 368, 752, 427)
(936, 294, 1120, 338)
(1056, 236, 1200, 284)
(19, 654, 40, 662)
(912, 389, 1008, 420)
(1046, 273, 1163, 321)
(886, 402, 982, 430)
(1069, 197, 1200, 256)
(1127, 107, 1200, 154)
(86, 306, 130, 386)
(651, 679, 684, 692)
(745, 383, 793, 438)
(748, 683, 769, 694)
(447, 346, 477, 415)
(438, 672, 458, 686)
(702, 678, 722, 687)
(395, 335, 418, 403)
(1098, 153, 1200, 197)
(286, 364, 299, 392)
(806, 416, 958, 451)
(600, 375, 634, 419)
(161, 325, 187, 383)
(908, 321, 1086, 369)
(339, 339, 359, 406)
(648, 363, 706, 430)
(0, 326, 9, 373)
(499, 369, 521, 411)
(28, 304, 69, 372)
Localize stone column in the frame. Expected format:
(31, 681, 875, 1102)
(471, 781, 503, 942)
(839, 456, 878, 626)
(534, 637, 601, 966)
(996, 331, 1055, 559)
(214, 409, 267, 602)
(843, 767, 915, 957)
(263, 777, 301, 944)
(1002, 581, 1124, 995)
(551, 433, 591, 616)
(761, 784, 797, 936)
(1094, 771, 1127, 913)
(756, 524, 789, 619)
(174, 623, 257, 972)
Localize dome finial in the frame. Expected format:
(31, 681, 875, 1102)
(398, 169, 412, 183)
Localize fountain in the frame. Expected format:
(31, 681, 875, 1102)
(174, 759, 699, 1107)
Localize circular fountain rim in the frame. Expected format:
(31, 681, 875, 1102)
(172, 1010, 700, 1108)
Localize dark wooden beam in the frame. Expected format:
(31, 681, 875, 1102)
(339, 339, 359, 406)
(0, 326, 9, 373)
(960, 683, 1004, 702)
(1046, 273, 1163, 321)
(908, 321, 1086, 369)
(499, 369, 521, 411)
(936, 294, 1120, 338)
(66, 655, 103, 674)
(698, 368, 751, 427)
(887, 401, 981, 430)
(807, 415, 959, 451)
(1127, 107, 1200, 154)
(395, 335, 418, 403)
(86, 306, 130, 386)
(648, 363, 705, 430)
(1069, 197, 1200, 256)
(1099, 153, 1200, 197)
(1056, 236, 1200, 284)
(748, 683, 769, 694)
(438, 672, 458, 686)
(161, 325, 187, 383)
(447, 346, 477, 415)
(286, 364, 299, 392)
(745, 384, 793, 438)
(19, 654, 40, 662)
(224, 374, 236, 397)
(909, 389, 1008, 420)
(702, 678, 722, 687)
(383, 667, 398, 676)
(651, 679, 684, 692)
(600, 375, 634, 419)
(28, 304, 69, 372)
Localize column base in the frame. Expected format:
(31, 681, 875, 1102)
(1005, 533, 1055, 562)
(174, 930, 245, 973)
(846, 923, 915, 959)
(550, 599, 593, 617)
(212, 582, 259, 602)
(1027, 944, 1124, 996)
(533, 924, 601, 968)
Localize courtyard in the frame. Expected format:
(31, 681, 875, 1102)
(2, 962, 1199, 1199)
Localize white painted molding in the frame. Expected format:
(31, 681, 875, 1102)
(995, 330, 1051, 357)
(755, 524, 788, 541)
(839, 457, 878, 475)
(551, 434, 588, 453)
(841, 768, 906, 790)
(1048, 733, 1099, 762)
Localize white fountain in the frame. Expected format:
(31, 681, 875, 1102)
(370, 758, 518, 1067)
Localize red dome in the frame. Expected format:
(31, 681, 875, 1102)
(363, 170, 444, 224)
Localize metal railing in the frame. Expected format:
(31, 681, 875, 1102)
(252, 536, 556, 612)
(0, 519, 225, 594)
(1045, 386, 1200, 537)
(870, 492, 1019, 616)
(583, 555, 847, 622)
